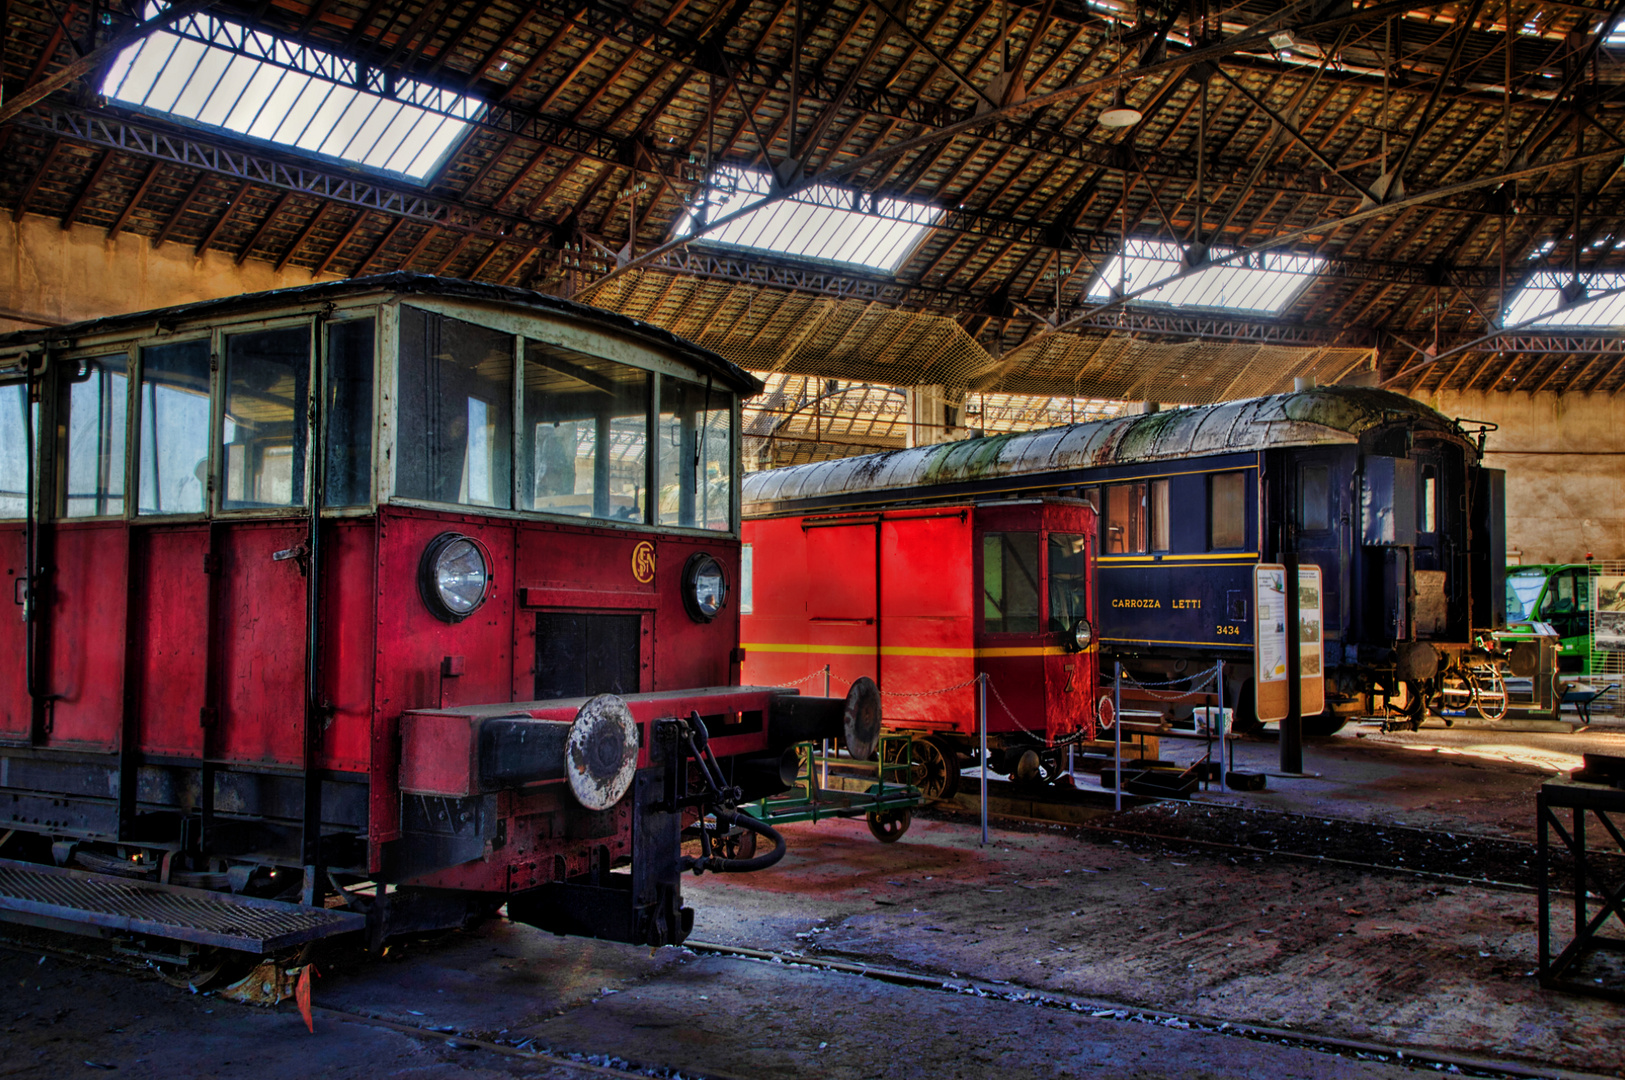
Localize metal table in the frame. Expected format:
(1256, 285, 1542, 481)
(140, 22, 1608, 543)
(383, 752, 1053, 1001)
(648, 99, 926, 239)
(1537, 779, 1625, 1001)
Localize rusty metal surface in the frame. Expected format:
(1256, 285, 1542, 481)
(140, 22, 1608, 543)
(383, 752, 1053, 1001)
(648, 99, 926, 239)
(744, 387, 1467, 514)
(0, 857, 363, 951)
(566, 695, 639, 810)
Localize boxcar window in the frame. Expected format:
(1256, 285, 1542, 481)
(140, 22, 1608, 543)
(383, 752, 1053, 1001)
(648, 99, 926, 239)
(659, 374, 732, 530)
(521, 339, 650, 522)
(0, 382, 30, 517)
(1298, 464, 1331, 532)
(397, 308, 513, 509)
(62, 356, 128, 517)
(222, 326, 309, 509)
(1209, 471, 1246, 549)
(138, 339, 211, 515)
(1048, 533, 1089, 631)
(1150, 478, 1170, 551)
(983, 532, 1040, 633)
(1420, 467, 1437, 533)
(325, 318, 374, 507)
(1103, 482, 1147, 554)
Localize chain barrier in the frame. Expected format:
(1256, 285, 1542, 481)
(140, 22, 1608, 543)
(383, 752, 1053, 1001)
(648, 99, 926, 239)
(1118, 663, 1223, 702)
(878, 673, 984, 698)
(769, 667, 842, 690)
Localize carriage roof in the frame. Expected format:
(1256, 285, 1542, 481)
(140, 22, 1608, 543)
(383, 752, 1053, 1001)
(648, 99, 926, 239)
(743, 387, 1472, 515)
(0, 272, 760, 395)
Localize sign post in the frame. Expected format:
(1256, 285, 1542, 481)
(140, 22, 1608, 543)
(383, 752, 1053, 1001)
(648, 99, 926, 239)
(1253, 562, 1325, 766)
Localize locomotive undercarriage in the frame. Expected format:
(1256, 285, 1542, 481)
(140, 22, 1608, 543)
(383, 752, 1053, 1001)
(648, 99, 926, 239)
(0, 688, 864, 966)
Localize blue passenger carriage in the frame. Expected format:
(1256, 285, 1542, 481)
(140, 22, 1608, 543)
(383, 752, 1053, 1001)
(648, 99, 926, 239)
(743, 387, 1504, 736)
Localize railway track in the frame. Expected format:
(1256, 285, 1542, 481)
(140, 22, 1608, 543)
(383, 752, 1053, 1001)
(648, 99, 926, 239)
(679, 940, 1614, 1080)
(931, 788, 1624, 894)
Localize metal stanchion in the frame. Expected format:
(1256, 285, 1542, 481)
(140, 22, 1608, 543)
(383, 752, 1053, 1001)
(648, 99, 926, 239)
(979, 673, 989, 846)
(1113, 662, 1122, 813)
(1216, 659, 1227, 793)
(821, 664, 831, 789)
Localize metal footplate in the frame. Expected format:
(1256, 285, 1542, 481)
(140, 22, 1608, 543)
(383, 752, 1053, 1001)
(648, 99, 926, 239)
(0, 858, 364, 952)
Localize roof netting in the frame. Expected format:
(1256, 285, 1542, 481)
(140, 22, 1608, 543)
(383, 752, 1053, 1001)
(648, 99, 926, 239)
(584, 269, 1374, 403)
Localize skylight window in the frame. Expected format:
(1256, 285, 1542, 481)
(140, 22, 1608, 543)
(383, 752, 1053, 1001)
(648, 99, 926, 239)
(1086, 238, 1323, 314)
(1504, 270, 1625, 328)
(101, 2, 484, 181)
(680, 166, 942, 272)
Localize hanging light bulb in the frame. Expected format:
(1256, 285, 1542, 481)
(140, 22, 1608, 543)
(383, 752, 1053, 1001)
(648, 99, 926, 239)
(1098, 86, 1143, 129)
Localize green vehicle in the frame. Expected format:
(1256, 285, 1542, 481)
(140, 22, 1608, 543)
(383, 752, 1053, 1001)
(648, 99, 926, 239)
(1504, 564, 1595, 675)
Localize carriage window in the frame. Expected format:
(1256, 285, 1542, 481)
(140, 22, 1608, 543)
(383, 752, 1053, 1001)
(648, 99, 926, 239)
(521, 339, 649, 522)
(1420, 468, 1437, 533)
(222, 327, 309, 509)
(397, 308, 513, 509)
(1210, 471, 1246, 549)
(983, 532, 1040, 633)
(1298, 464, 1331, 532)
(1103, 482, 1147, 554)
(659, 375, 732, 530)
(62, 356, 128, 517)
(1048, 533, 1089, 632)
(1150, 478, 1170, 551)
(1079, 486, 1099, 512)
(138, 340, 211, 515)
(0, 381, 31, 517)
(325, 318, 374, 507)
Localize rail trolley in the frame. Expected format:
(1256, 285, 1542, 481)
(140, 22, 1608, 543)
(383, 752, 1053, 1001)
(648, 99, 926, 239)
(743, 387, 1508, 742)
(741, 497, 1100, 796)
(0, 274, 867, 965)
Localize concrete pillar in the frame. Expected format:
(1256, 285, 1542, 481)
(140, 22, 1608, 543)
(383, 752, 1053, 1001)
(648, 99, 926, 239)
(904, 384, 968, 447)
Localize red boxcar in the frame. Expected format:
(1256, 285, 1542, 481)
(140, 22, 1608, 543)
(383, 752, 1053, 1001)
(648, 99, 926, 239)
(741, 497, 1099, 797)
(0, 275, 858, 961)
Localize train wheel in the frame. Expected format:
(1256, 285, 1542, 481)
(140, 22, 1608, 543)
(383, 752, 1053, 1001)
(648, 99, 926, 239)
(883, 737, 961, 801)
(866, 808, 911, 843)
(1300, 711, 1347, 737)
(1229, 681, 1263, 736)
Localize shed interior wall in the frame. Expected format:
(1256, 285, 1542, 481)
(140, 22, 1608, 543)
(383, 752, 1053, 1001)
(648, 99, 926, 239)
(1420, 390, 1625, 564)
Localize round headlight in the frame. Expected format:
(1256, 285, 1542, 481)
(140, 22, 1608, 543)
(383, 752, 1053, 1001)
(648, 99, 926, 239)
(682, 552, 727, 623)
(419, 533, 490, 622)
(1070, 618, 1093, 652)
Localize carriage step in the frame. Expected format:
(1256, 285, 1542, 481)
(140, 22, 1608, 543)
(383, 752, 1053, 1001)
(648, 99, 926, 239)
(0, 858, 364, 952)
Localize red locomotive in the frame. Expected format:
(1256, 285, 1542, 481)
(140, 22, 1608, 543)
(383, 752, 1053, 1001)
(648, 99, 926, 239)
(0, 275, 864, 961)
(741, 494, 1099, 798)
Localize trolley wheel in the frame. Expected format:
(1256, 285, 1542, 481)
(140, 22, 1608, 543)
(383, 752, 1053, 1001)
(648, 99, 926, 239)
(1471, 664, 1508, 722)
(866, 808, 911, 843)
(885, 737, 961, 801)
(1300, 711, 1348, 737)
(1229, 681, 1263, 736)
(721, 825, 758, 861)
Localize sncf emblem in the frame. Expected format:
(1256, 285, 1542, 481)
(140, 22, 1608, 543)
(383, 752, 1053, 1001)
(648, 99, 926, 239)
(632, 541, 657, 584)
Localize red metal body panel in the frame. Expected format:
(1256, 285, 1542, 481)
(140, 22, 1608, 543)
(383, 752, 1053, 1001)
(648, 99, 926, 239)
(742, 500, 1098, 746)
(320, 521, 377, 774)
(40, 523, 127, 749)
(132, 526, 211, 760)
(216, 522, 310, 766)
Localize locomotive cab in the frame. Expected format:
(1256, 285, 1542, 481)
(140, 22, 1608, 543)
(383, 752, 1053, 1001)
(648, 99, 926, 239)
(0, 275, 853, 959)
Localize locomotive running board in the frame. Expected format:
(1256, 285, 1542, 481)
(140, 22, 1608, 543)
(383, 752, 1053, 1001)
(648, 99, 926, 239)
(0, 858, 365, 952)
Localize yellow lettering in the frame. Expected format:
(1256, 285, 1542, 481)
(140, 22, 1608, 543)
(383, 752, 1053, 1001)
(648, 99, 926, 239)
(1216, 624, 1241, 636)
(1172, 599, 1203, 609)
(1111, 598, 1162, 609)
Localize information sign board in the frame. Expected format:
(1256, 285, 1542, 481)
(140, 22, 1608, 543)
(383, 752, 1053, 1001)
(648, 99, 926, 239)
(1253, 563, 1326, 722)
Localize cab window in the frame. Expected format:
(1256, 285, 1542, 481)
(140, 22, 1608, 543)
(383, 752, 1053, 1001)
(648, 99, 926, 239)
(0, 381, 30, 518)
(1048, 533, 1088, 632)
(324, 318, 375, 508)
(1297, 464, 1331, 531)
(983, 532, 1040, 633)
(1420, 466, 1437, 533)
(397, 307, 514, 509)
(521, 338, 650, 522)
(659, 374, 732, 530)
(61, 356, 128, 518)
(138, 340, 211, 515)
(221, 326, 309, 510)
(1103, 482, 1147, 554)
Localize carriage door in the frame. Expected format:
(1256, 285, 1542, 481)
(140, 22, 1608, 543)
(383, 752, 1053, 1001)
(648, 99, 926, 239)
(804, 518, 879, 688)
(1287, 449, 1352, 649)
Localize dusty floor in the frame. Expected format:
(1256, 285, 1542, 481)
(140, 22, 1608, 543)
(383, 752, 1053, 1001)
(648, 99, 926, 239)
(1, 721, 1623, 1079)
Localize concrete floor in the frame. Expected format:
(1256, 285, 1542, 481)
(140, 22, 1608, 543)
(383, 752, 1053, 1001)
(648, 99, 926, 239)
(2, 719, 1624, 1079)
